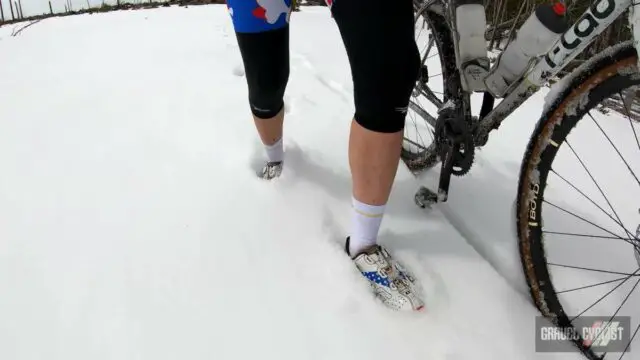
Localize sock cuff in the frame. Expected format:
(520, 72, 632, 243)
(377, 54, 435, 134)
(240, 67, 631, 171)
(264, 137, 284, 163)
(352, 196, 385, 218)
(265, 136, 283, 149)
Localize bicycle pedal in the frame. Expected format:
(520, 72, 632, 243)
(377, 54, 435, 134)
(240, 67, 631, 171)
(414, 186, 439, 208)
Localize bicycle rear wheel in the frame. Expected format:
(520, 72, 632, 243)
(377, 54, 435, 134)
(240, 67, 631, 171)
(517, 42, 640, 360)
(402, 2, 460, 173)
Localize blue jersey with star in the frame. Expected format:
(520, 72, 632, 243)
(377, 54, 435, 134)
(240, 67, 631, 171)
(226, 0, 292, 33)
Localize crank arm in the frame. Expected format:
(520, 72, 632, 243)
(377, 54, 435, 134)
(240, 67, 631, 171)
(413, 142, 460, 208)
(436, 142, 460, 203)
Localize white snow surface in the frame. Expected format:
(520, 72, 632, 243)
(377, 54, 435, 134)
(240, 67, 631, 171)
(0, 5, 638, 360)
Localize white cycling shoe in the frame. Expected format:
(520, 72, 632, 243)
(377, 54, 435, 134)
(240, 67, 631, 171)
(346, 237, 425, 312)
(258, 161, 283, 180)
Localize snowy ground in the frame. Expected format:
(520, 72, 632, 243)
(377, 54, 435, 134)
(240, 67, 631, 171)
(0, 5, 637, 360)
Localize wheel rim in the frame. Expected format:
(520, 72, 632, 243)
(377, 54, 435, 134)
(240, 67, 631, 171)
(519, 54, 640, 359)
(542, 85, 640, 359)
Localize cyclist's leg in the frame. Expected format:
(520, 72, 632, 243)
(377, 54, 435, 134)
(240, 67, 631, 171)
(331, 0, 419, 255)
(226, 0, 292, 169)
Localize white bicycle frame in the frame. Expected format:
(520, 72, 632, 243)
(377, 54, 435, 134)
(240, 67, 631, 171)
(423, 0, 640, 140)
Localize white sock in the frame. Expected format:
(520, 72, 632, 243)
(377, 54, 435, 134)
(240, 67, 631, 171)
(349, 196, 386, 256)
(265, 137, 284, 163)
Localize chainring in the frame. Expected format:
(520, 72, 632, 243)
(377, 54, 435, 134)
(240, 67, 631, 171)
(434, 108, 476, 176)
(451, 135, 475, 176)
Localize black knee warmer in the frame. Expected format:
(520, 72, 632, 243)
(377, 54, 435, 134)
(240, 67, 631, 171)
(236, 26, 290, 119)
(332, 0, 420, 133)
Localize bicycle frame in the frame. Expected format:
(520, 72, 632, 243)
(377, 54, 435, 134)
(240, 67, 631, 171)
(422, 0, 639, 144)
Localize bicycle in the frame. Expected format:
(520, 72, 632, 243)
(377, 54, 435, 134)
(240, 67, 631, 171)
(404, 0, 640, 359)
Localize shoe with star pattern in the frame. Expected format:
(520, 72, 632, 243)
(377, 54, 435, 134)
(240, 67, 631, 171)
(346, 237, 425, 312)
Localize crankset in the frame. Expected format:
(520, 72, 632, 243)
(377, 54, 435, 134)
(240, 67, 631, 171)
(415, 100, 475, 208)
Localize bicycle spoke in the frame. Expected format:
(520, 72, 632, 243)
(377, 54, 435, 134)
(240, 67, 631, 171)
(618, 321, 640, 359)
(569, 268, 640, 320)
(406, 99, 437, 153)
(421, 37, 435, 64)
(407, 18, 443, 153)
(556, 276, 629, 294)
(411, 112, 426, 148)
(403, 137, 428, 151)
(547, 263, 640, 277)
(416, 19, 435, 70)
(620, 91, 640, 158)
(409, 99, 437, 127)
(543, 231, 626, 241)
(579, 277, 640, 355)
(413, 98, 433, 141)
(565, 140, 636, 241)
(425, 52, 439, 61)
(549, 168, 628, 233)
(406, 115, 421, 149)
(605, 277, 640, 360)
(418, 86, 443, 108)
(587, 112, 640, 188)
(415, 19, 427, 44)
(413, 26, 443, 112)
(543, 200, 635, 246)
